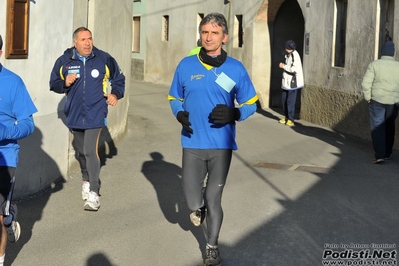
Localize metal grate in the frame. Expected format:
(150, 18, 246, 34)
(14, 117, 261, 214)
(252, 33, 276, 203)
(252, 162, 332, 174)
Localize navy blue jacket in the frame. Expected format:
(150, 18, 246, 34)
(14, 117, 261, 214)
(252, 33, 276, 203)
(50, 47, 125, 129)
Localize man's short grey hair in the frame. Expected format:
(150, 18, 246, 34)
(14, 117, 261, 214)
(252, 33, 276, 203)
(0, 34, 3, 50)
(199, 13, 229, 35)
(73, 27, 92, 41)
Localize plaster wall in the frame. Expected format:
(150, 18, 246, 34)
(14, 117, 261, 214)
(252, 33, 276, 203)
(142, 0, 267, 90)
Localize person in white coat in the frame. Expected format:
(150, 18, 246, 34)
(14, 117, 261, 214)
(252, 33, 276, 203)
(361, 41, 399, 164)
(278, 40, 304, 126)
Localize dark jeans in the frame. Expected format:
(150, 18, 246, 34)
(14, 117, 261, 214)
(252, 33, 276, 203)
(369, 100, 398, 159)
(282, 89, 298, 121)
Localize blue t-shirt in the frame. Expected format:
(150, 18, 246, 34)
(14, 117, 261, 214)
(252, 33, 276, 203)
(0, 65, 38, 167)
(168, 55, 258, 150)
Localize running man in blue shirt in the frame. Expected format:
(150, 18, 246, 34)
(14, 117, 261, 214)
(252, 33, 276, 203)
(0, 34, 37, 266)
(168, 13, 258, 266)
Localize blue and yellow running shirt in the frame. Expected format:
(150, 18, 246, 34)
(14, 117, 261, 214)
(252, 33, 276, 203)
(168, 54, 258, 150)
(0, 65, 38, 167)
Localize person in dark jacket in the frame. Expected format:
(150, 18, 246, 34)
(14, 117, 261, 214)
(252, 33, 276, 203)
(49, 27, 125, 211)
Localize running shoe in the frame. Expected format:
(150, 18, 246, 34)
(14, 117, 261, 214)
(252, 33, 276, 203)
(5, 203, 21, 243)
(190, 207, 206, 226)
(82, 181, 90, 201)
(372, 158, 385, 164)
(84, 191, 100, 211)
(204, 245, 221, 266)
(286, 120, 295, 126)
(279, 117, 287, 124)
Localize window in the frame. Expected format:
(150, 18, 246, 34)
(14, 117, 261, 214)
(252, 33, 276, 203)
(234, 15, 244, 48)
(333, 0, 347, 67)
(378, 0, 394, 57)
(132, 16, 141, 53)
(162, 15, 169, 41)
(6, 0, 30, 59)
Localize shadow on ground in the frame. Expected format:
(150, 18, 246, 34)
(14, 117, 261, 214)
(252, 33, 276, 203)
(141, 152, 208, 259)
(219, 109, 399, 265)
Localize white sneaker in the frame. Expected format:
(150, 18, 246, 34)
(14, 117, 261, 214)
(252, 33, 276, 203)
(190, 207, 206, 226)
(6, 203, 21, 243)
(82, 181, 90, 201)
(84, 191, 100, 211)
(205, 245, 221, 266)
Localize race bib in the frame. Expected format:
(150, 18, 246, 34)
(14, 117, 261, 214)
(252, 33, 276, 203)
(68, 69, 80, 78)
(215, 72, 236, 93)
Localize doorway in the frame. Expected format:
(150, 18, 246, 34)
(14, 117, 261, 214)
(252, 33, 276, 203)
(269, 0, 305, 118)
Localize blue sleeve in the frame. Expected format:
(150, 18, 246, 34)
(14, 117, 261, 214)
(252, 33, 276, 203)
(96, 49, 126, 99)
(237, 103, 257, 121)
(13, 77, 38, 121)
(235, 66, 258, 121)
(168, 65, 184, 117)
(49, 55, 70, 94)
(169, 99, 184, 117)
(0, 116, 35, 141)
(108, 57, 125, 99)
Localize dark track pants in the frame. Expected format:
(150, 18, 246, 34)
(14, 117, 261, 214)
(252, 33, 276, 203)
(0, 167, 16, 216)
(71, 128, 102, 194)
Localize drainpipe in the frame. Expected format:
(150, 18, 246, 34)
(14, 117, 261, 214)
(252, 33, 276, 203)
(86, 0, 89, 28)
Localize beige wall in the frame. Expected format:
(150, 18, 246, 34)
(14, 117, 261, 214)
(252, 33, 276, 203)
(142, 0, 270, 106)
(0, 0, 132, 198)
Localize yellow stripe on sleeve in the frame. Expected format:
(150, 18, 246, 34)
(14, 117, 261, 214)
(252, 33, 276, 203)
(238, 95, 259, 107)
(59, 66, 64, 80)
(167, 95, 184, 102)
(103, 65, 111, 94)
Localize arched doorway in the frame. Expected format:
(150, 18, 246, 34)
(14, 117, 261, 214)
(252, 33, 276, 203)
(269, 0, 305, 118)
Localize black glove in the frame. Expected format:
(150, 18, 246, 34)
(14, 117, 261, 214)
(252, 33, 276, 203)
(211, 104, 241, 124)
(176, 111, 193, 134)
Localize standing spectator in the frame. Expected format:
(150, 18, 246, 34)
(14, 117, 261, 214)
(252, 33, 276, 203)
(0, 34, 37, 265)
(168, 13, 258, 266)
(361, 41, 399, 164)
(50, 27, 125, 210)
(278, 40, 304, 126)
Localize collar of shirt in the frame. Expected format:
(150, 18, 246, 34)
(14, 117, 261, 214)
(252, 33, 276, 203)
(73, 49, 93, 63)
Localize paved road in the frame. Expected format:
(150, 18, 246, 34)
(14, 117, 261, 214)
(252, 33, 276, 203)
(6, 80, 399, 266)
